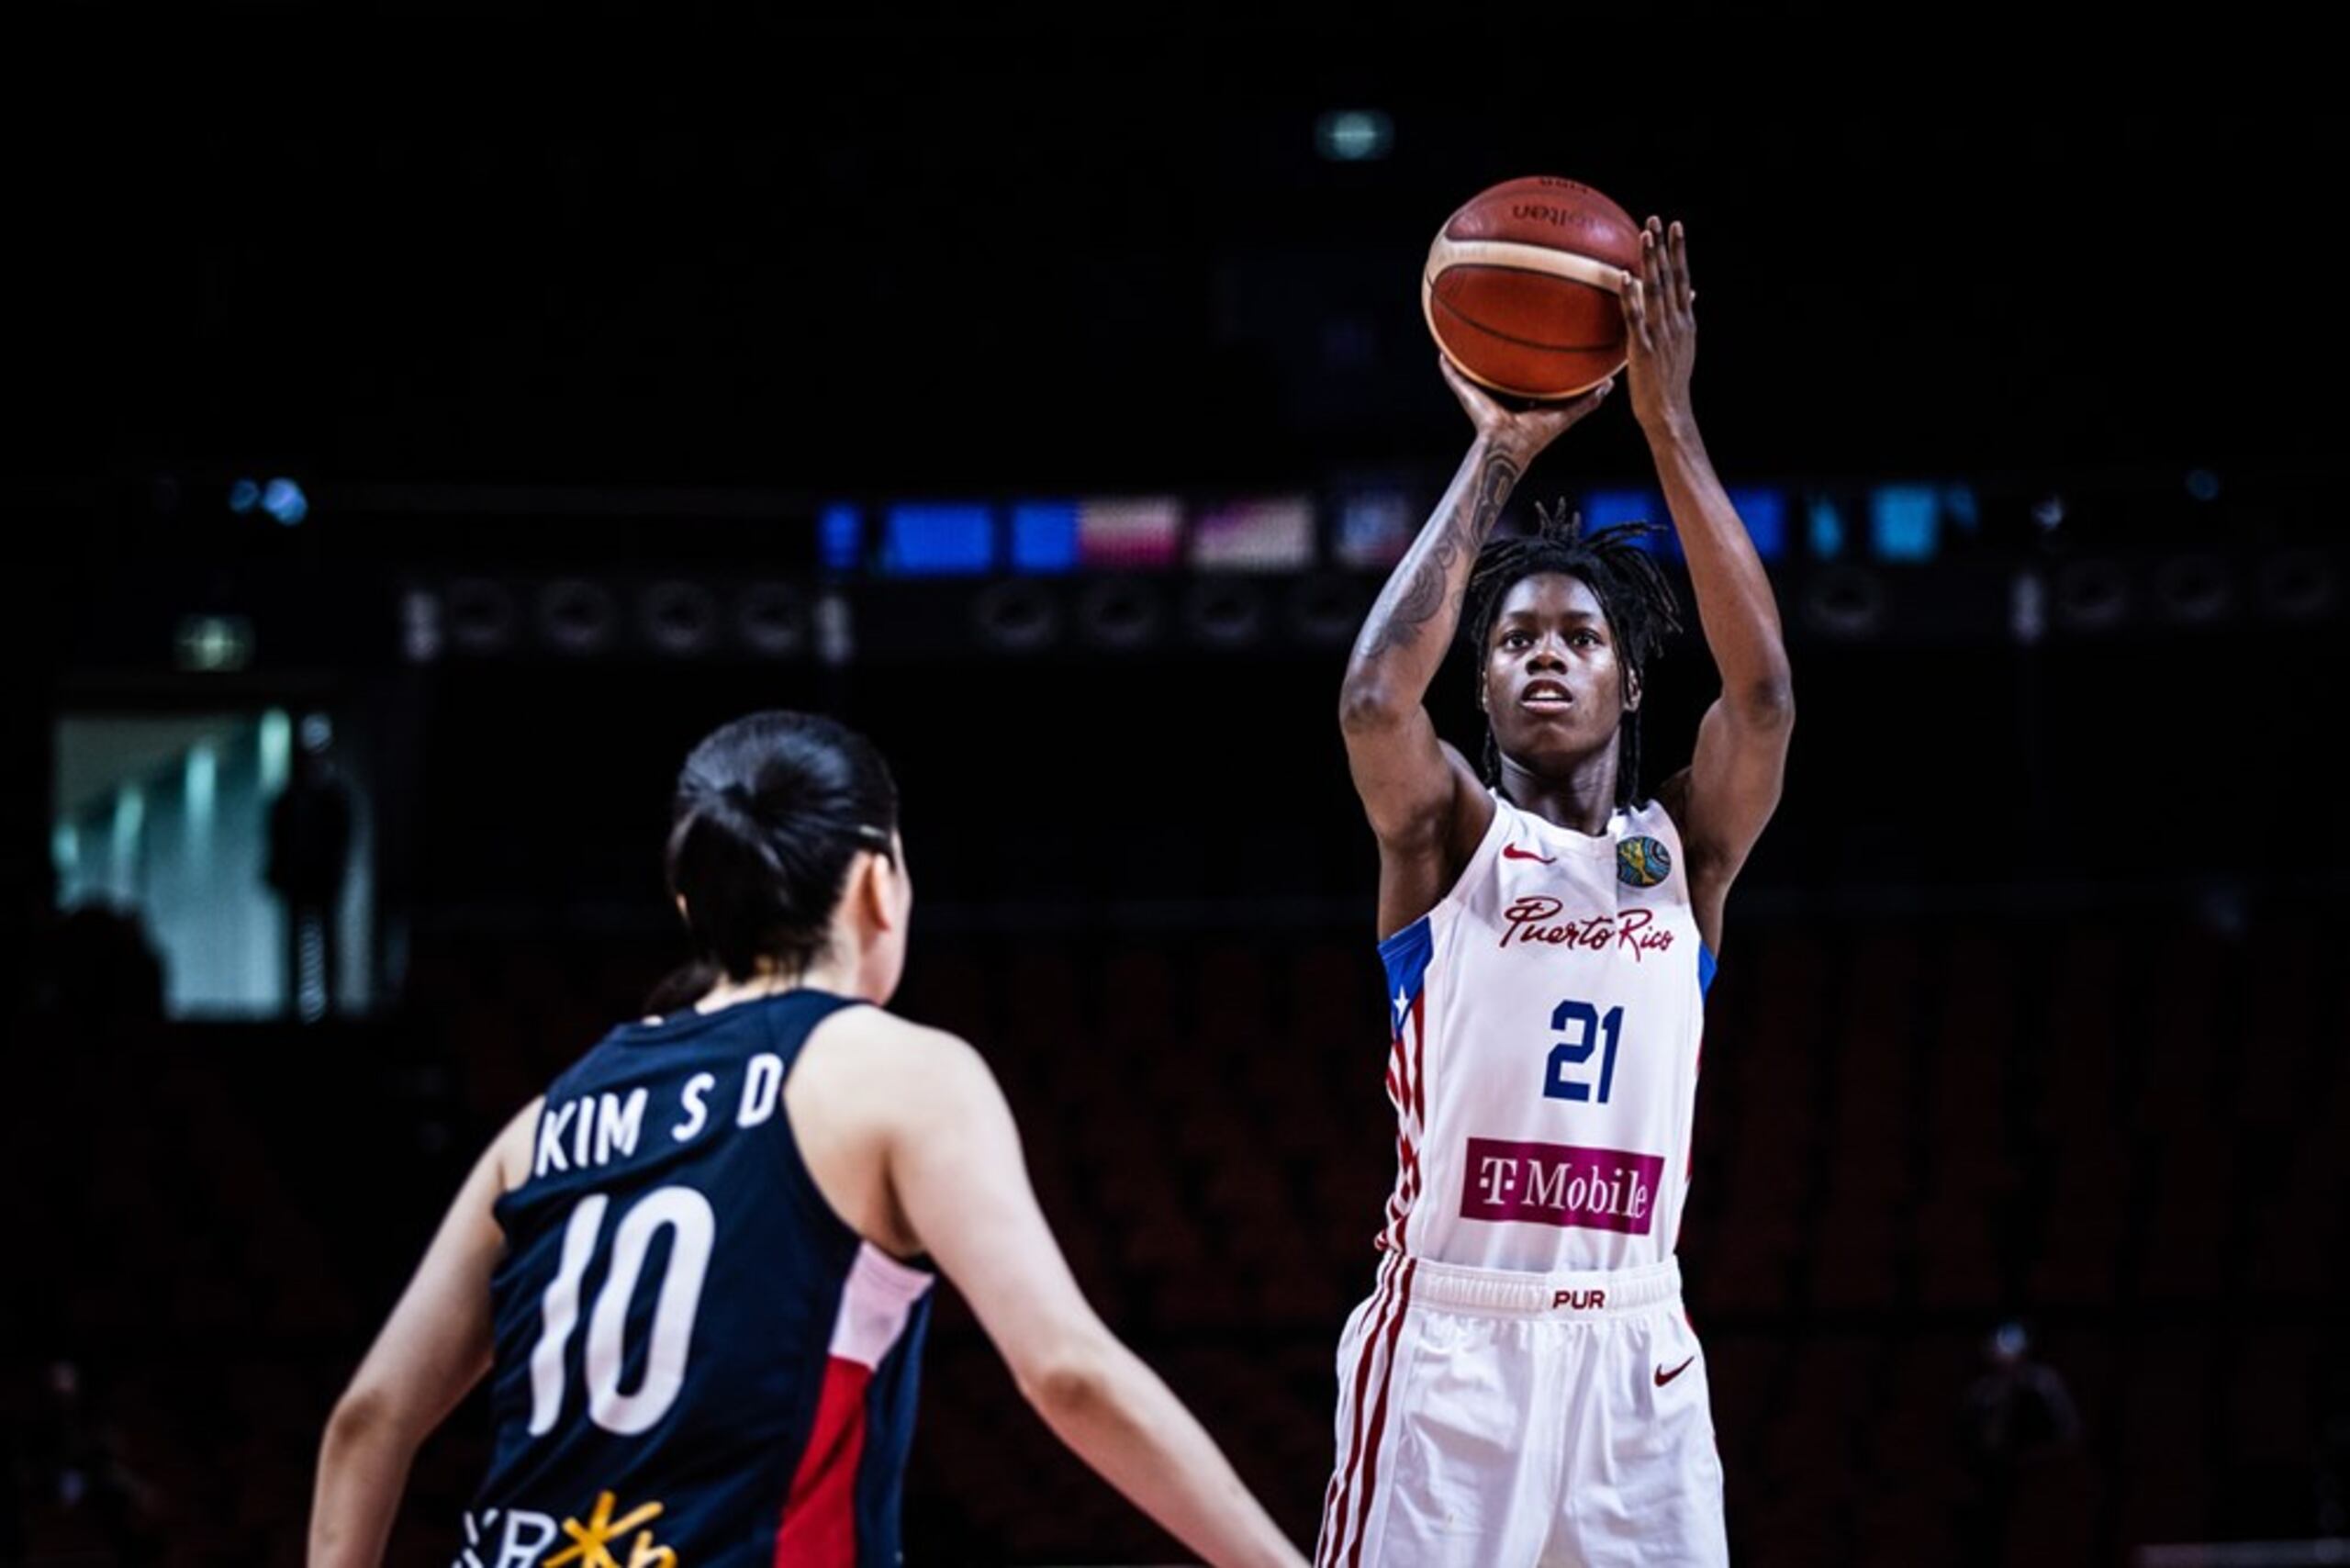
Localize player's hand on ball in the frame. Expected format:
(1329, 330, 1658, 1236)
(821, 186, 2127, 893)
(1438, 353, 1613, 463)
(1621, 216, 1697, 436)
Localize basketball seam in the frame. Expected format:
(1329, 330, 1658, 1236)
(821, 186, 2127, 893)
(1425, 283, 1624, 355)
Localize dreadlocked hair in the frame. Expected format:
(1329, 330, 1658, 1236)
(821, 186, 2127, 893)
(1464, 498, 1685, 807)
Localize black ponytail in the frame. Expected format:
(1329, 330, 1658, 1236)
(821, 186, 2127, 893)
(664, 712, 900, 982)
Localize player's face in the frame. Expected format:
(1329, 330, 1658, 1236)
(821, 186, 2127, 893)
(1481, 573, 1632, 769)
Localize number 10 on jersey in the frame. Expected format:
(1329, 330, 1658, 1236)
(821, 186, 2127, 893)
(1543, 1000, 1625, 1104)
(529, 1185, 715, 1438)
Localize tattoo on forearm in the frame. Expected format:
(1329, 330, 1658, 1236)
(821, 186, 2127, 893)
(1362, 450, 1519, 660)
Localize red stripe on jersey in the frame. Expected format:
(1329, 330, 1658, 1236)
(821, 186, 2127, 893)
(1329, 986, 1430, 1562)
(1319, 1254, 1401, 1567)
(1379, 991, 1430, 1255)
(1344, 1259, 1417, 1568)
(1400, 991, 1419, 1142)
(773, 1355, 871, 1568)
(1379, 1133, 1418, 1255)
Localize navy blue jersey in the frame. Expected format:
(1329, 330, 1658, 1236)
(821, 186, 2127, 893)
(458, 989, 934, 1568)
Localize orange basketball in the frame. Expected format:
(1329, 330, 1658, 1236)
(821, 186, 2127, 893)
(1422, 175, 1643, 400)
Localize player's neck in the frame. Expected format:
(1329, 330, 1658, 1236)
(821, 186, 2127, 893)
(1499, 755, 1619, 836)
(694, 953, 862, 1013)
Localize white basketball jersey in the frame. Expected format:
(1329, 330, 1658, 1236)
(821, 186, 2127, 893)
(1371, 788, 1715, 1274)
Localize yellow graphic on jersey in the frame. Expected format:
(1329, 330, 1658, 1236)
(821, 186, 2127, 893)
(545, 1490, 677, 1568)
(1617, 834, 1673, 889)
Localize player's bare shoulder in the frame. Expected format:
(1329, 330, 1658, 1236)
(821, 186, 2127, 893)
(492, 1095, 547, 1193)
(1371, 740, 1498, 939)
(794, 1006, 993, 1122)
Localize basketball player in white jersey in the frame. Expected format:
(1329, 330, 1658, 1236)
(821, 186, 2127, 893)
(1319, 218, 1793, 1566)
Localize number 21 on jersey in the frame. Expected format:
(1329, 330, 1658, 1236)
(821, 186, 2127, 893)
(1542, 1000, 1626, 1104)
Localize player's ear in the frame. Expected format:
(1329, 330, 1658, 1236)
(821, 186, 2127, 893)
(857, 847, 901, 935)
(1624, 666, 1643, 713)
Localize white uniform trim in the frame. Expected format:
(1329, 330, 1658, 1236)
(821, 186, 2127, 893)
(827, 1241, 934, 1369)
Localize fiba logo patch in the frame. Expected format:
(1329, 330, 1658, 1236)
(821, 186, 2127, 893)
(1617, 836, 1672, 889)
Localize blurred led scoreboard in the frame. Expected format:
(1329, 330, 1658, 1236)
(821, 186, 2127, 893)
(819, 484, 1978, 578)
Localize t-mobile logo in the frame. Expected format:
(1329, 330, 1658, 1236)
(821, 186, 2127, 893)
(1461, 1137, 1664, 1235)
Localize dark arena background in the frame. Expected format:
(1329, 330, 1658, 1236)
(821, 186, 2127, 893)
(6, 32, 2346, 1568)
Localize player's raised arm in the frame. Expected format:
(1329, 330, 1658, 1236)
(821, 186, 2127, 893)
(1338, 360, 1610, 935)
(877, 1023, 1307, 1568)
(1623, 218, 1795, 948)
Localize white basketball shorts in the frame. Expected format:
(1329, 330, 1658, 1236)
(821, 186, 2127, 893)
(1315, 1255, 1728, 1568)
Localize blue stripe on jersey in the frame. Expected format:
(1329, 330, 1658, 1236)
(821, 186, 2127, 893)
(1698, 943, 1718, 997)
(1378, 914, 1435, 1025)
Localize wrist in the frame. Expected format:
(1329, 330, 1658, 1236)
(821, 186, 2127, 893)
(1474, 431, 1539, 469)
(1640, 409, 1700, 450)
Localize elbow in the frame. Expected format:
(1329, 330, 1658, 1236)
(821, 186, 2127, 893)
(1015, 1340, 1115, 1423)
(324, 1381, 410, 1453)
(325, 1385, 388, 1447)
(1337, 677, 1405, 736)
(1732, 678, 1796, 732)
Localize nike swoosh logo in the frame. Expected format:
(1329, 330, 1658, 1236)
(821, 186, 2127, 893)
(1502, 845, 1556, 863)
(1655, 1357, 1696, 1387)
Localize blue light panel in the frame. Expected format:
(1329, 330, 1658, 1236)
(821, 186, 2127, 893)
(1808, 496, 1845, 559)
(1581, 488, 1664, 554)
(819, 503, 863, 572)
(1870, 486, 1941, 563)
(882, 503, 995, 577)
(1009, 501, 1080, 574)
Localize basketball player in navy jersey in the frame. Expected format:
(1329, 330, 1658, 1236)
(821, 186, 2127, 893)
(310, 713, 1307, 1568)
(1318, 218, 1792, 1565)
